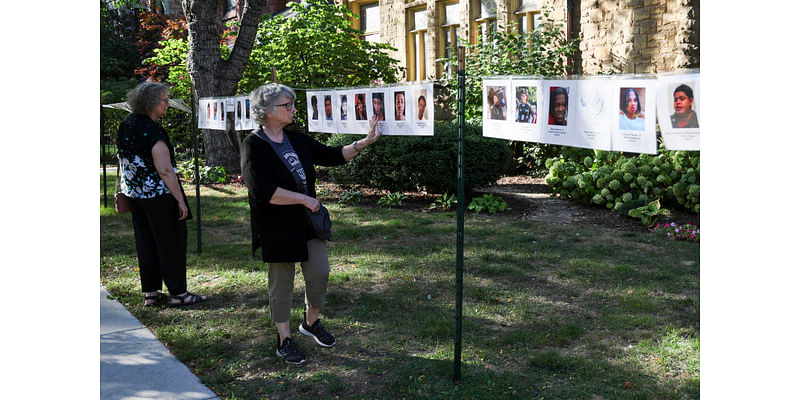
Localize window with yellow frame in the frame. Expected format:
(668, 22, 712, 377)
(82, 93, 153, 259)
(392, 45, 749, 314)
(472, 0, 497, 46)
(347, 0, 381, 42)
(514, 0, 542, 36)
(407, 7, 428, 82)
(439, 1, 461, 78)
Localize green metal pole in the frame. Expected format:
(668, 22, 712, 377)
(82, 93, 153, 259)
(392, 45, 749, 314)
(191, 84, 202, 254)
(454, 46, 466, 382)
(101, 105, 108, 208)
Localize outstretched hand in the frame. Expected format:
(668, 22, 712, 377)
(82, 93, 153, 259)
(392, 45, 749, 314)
(366, 114, 382, 144)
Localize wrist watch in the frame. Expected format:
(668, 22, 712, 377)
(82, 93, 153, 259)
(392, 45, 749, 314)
(351, 140, 361, 152)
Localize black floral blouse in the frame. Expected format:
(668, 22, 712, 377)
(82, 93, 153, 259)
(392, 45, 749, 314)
(116, 113, 177, 199)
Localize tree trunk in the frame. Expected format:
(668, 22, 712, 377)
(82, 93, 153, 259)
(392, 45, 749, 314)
(182, 0, 265, 173)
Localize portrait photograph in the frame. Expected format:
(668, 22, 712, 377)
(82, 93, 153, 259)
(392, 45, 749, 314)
(415, 88, 428, 120)
(618, 87, 646, 131)
(487, 86, 507, 121)
(669, 83, 699, 129)
(514, 86, 537, 124)
(548, 86, 569, 126)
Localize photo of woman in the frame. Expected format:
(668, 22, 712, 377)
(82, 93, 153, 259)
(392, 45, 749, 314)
(618, 88, 645, 131)
(354, 93, 367, 120)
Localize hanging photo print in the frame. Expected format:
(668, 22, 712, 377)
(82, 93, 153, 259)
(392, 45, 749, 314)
(482, 78, 513, 140)
(542, 80, 577, 146)
(306, 91, 322, 133)
(510, 78, 543, 143)
(235, 97, 244, 131)
(387, 86, 410, 135)
(656, 71, 700, 150)
(411, 82, 434, 136)
(198, 98, 211, 129)
(336, 90, 355, 134)
(369, 87, 389, 134)
(574, 77, 613, 151)
(610, 78, 658, 154)
(320, 91, 337, 133)
(352, 90, 370, 134)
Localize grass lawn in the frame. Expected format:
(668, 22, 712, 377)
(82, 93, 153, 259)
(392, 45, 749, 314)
(101, 172, 700, 400)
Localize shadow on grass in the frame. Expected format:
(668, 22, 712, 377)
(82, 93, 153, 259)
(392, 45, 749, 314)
(101, 179, 699, 399)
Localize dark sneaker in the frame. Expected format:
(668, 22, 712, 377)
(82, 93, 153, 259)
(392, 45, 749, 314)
(299, 316, 336, 347)
(276, 336, 306, 365)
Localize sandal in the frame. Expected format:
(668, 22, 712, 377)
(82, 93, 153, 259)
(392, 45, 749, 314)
(144, 292, 170, 307)
(169, 292, 206, 307)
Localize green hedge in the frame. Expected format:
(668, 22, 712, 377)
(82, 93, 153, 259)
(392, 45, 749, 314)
(326, 122, 511, 194)
(544, 147, 700, 213)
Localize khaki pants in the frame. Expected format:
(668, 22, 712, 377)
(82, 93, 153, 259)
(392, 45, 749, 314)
(267, 239, 329, 323)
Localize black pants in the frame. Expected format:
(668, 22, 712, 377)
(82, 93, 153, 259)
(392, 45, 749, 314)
(129, 194, 188, 295)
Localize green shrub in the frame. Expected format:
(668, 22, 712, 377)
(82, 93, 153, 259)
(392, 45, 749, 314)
(177, 158, 227, 184)
(468, 194, 508, 214)
(429, 193, 457, 211)
(628, 200, 671, 227)
(544, 148, 699, 213)
(326, 122, 511, 194)
(378, 192, 408, 208)
(338, 189, 363, 205)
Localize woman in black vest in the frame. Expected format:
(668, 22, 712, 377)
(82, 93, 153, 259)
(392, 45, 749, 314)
(117, 82, 205, 307)
(241, 83, 380, 364)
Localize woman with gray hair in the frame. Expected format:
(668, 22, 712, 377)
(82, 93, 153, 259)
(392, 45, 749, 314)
(117, 81, 205, 307)
(241, 83, 381, 365)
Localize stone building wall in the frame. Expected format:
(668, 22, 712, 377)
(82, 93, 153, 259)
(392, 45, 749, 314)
(575, 0, 699, 74)
(343, 0, 699, 81)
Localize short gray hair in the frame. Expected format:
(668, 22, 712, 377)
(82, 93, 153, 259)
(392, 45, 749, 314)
(250, 83, 296, 123)
(126, 82, 169, 115)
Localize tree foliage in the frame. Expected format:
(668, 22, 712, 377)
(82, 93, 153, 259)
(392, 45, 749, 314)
(100, 1, 141, 103)
(132, 11, 187, 82)
(239, 0, 402, 128)
(438, 10, 579, 176)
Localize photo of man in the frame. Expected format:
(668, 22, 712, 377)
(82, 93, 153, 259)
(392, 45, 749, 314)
(372, 93, 385, 121)
(324, 95, 333, 120)
(487, 86, 506, 120)
(340, 95, 348, 120)
(515, 87, 536, 123)
(416, 89, 428, 120)
(670, 84, 698, 129)
(548, 87, 568, 126)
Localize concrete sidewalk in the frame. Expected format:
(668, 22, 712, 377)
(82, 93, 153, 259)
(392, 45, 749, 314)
(100, 286, 220, 400)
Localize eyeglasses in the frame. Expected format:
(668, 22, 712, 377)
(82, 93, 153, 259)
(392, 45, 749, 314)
(160, 97, 170, 104)
(275, 102, 296, 111)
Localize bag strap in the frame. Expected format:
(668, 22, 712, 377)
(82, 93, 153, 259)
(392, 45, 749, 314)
(255, 128, 309, 195)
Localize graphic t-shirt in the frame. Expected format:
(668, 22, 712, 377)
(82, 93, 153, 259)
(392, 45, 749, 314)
(257, 129, 308, 194)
